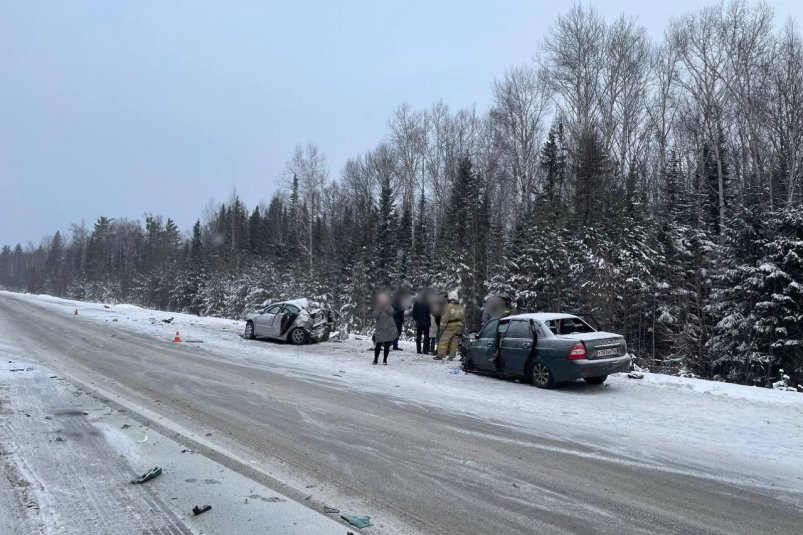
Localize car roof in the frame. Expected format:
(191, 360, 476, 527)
(275, 298, 309, 309)
(504, 312, 578, 322)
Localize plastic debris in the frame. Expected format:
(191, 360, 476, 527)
(627, 372, 644, 379)
(131, 467, 162, 484)
(341, 515, 371, 529)
(192, 504, 212, 515)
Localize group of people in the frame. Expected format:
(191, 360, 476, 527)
(371, 288, 465, 365)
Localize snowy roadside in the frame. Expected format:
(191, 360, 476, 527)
(0, 334, 345, 534)
(5, 291, 803, 497)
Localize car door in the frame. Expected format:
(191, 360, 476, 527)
(498, 320, 535, 376)
(266, 305, 289, 338)
(254, 304, 282, 337)
(468, 318, 500, 372)
(277, 304, 301, 336)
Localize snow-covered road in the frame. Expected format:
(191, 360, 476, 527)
(1, 291, 801, 534)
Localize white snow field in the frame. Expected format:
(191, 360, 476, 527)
(5, 291, 802, 498)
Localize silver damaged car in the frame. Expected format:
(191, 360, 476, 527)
(244, 298, 334, 345)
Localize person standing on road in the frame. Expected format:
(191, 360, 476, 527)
(428, 292, 446, 355)
(411, 290, 431, 354)
(372, 293, 397, 365)
(435, 290, 465, 361)
(391, 289, 407, 351)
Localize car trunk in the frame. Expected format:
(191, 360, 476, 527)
(556, 331, 626, 360)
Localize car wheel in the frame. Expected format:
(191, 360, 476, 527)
(288, 327, 307, 345)
(244, 321, 256, 340)
(530, 362, 555, 389)
(584, 375, 607, 385)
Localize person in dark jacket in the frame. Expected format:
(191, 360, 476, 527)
(372, 293, 397, 365)
(428, 292, 446, 355)
(391, 290, 407, 351)
(411, 291, 431, 354)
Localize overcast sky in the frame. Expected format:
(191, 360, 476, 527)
(2, 0, 802, 246)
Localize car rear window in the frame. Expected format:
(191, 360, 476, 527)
(543, 317, 595, 335)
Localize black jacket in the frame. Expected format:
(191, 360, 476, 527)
(392, 302, 405, 328)
(411, 299, 431, 328)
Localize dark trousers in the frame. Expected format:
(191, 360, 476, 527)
(416, 326, 430, 354)
(392, 322, 403, 349)
(374, 341, 391, 363)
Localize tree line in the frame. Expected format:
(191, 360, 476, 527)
(2, 1, 801, 387)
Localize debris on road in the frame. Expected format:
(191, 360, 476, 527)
(121, 424, 131, 429)
(628, 372, 645, 379)
(323, 506, 339, 514)
(162, 317, 174, 324)
(341, 514, 371, 529)
(131, 467, 162, 484)
(192, 504, 212, 516)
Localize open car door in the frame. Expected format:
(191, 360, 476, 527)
(498, 319, 536, 376)
(468, 318, 501, 372)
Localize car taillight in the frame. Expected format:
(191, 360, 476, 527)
(568, 343, 586, 360)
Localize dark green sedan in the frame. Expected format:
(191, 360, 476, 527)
(462, 313, 630, 388)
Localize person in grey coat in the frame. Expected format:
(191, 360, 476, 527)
(372, 293, 398, 365)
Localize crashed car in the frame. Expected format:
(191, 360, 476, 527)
(244, 298, 334, 345)
(461, 313, 630, 388)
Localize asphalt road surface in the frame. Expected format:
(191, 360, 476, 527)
(1, 294, 800, 535)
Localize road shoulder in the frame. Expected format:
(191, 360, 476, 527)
(0, 343, 346, 534)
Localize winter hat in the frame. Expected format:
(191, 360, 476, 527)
(447, 290, 459, 301)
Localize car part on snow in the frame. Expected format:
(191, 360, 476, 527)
(130, 466, 162, 484)
(192, 504, 212, 515)
(341, 514, 371, 529)
(628, 372, 644, 379)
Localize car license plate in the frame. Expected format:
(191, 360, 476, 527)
(596, 347, 619, 357)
